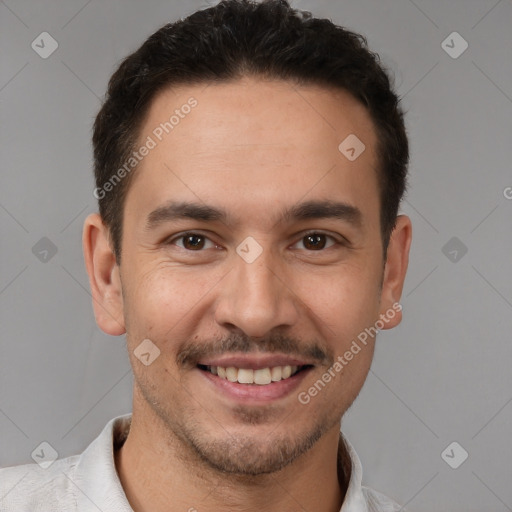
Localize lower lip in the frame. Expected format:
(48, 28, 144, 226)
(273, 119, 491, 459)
(198, 367, 313, 403)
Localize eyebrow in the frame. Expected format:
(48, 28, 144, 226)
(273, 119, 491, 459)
(145, 199, 363, 231)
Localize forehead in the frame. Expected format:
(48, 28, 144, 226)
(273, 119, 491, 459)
(125, 77, 381, 232)
(142, 77, 378, 156)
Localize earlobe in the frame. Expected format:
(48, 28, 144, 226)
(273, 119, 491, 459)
(379, 215, 412, 330)
(82, 213, 126, 336)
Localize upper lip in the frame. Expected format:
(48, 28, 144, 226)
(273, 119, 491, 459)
(197, 354, 315, 370)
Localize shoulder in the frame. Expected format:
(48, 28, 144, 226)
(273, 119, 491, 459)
(0, 455, 80, 511)
(362, 485, 406, 512)
(0, 414, 132, 512)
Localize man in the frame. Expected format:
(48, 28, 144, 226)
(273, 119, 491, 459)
(0, 0, 412, 510)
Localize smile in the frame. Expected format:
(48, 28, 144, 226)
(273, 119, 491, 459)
(197, 364, 311, 385)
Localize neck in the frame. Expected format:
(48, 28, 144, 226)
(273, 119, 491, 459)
(114, 411, 350, 512)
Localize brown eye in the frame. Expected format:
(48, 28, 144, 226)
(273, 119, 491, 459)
(169, 232, 216, 251)
(182, 234, 205, 250)
(297, 232, 337, 251)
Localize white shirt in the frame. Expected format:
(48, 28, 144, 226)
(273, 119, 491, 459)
(0, 413, 405, 511)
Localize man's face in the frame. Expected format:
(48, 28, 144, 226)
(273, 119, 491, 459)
(111, 77, 402, 474)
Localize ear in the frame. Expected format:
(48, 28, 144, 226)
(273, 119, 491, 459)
(82, 213, 126, 336)
(379, 215, 412, 329)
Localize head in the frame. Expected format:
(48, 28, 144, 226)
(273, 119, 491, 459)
(84, 0, 412, 477)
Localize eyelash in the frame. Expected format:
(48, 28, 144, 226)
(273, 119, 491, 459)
(166, 230, 345, 252)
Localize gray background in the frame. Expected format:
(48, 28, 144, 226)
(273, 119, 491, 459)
(1, 1, 511, 510)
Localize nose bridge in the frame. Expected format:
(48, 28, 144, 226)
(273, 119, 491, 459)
(238, 248, 278, 303)
(214, 241, 298, 337)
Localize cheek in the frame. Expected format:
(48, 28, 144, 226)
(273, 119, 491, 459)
(301, 265, 381, 337)
(122, 263, 222, 344)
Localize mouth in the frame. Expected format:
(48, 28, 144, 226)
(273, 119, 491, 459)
(197, 363, 313, 385)
(196, 358, 315, 403)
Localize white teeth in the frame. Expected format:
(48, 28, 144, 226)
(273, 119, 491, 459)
(207, 365, 302, 385)
(238, 368, 254, 384)
(226, 367, 238, 382)
(254, 368, 272, 385)
(281, 365, 292, 379)
(271, 366, 282, 381)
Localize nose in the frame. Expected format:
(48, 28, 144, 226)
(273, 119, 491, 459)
(213, 244, 300, 338)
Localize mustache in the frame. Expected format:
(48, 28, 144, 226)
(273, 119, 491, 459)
(176, 332, 333, 369)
